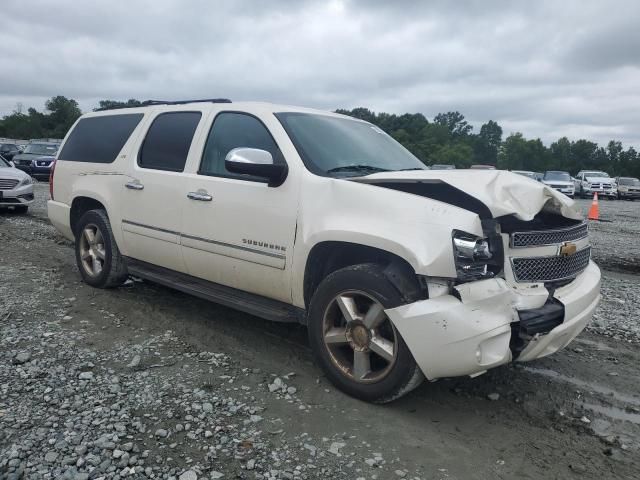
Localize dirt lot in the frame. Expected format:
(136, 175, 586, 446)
(1, 184, 639, 480)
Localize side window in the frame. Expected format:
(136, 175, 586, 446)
(58, 114, 143, 163)
(199, 112, 282, 179)
(139, 112, 201, 172)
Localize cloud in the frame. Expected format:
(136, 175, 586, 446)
(1, 0, 639, 148)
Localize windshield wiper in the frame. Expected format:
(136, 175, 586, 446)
(396, 167, 426, 171)
(326, 165, 390, 175)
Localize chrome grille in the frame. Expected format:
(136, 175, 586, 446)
(511, 222, 588, 247)
(511, 247, 591, 283)
(0, 178, 19, 190)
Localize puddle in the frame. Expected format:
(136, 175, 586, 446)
(582, 403, 640, 424)
(523, 366, 640, 406)
(573, 337, 614, 352)
(582, 403, 640, 448)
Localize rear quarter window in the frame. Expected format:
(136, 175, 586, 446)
(138, 112, 202, 172)
(59, 114, 144, 163)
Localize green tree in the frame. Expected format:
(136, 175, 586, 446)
(473, 120, 502, 165)
(498, 133, 549, 171)
(433, 111, 472, 137)
(430, 143, 473, 168)
(44, 96, 82, 138)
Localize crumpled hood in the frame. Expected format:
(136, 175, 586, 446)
(586, 176, 615, 184)
(350, 169, 582, 221)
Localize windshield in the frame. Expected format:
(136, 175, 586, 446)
(583, 171, 609, 178)
(544, 171, 571, 181)
(619, 177, 640, 186)
(24, 144, 58, 155)
(513, 171, 536, 179)
(0, 156, 10, 167)
(275, 112, 426, 177)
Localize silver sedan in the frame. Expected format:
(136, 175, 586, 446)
(0, 155, 35, 213)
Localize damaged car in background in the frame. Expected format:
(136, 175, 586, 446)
(48, 101, 601, 403)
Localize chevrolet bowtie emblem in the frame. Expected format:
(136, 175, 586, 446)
(559, 242, 577, 257)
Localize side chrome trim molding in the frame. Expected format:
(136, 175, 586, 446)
(122, 219, 180, 236)
(122, 219, 286, 260)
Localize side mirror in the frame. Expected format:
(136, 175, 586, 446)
(225, 148, 287, 187)
(9, 161, 15, 168)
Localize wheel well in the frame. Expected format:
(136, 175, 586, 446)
(70, 197, 106, 236)
(303, 241, 423, 308)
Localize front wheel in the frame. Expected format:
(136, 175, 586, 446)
(307, 263, 424, 403)
(75, 209, 128, 288)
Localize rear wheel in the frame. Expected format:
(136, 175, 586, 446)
(308, 263, 424, 403)
(75, 209, 128, 288)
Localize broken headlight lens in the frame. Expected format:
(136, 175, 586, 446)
(452, 230, 495, 282)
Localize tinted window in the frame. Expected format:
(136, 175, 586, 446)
(59, 114, 143, 163)
(199, 112, 281, 179)
(139, 112, 201, 172)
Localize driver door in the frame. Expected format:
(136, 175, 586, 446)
(179, 111, 299, 303)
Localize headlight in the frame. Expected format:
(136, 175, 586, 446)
(18, 176, 33, 186)
(452, 230, 495, 282)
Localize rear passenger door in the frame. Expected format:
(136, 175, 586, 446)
(179, 111, 299, 303)
(121, 110, 204, 272)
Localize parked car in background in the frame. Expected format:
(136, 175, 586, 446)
(0, 143, 21, 160)
(430, 164, 455, 170)
(470, 164, 496, 169)
(12, 142, 60, 174)
(0, 154, 34, 213)
(47, 100, 601, 403)
(616, 177, 640, 200)
(574, 170, 617, 199)
(512, 170, 537, 180)
(30, 156, 56, 180)
(542, 171, 575, 198)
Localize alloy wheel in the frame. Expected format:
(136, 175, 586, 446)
(79, 223, 106, 277)
(322, 290, 398, 383)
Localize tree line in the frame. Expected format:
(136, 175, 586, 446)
(0, 96, 637, 177)
(337, 107, 640, 177)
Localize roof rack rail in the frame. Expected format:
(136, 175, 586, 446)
(95, 98, 231, 111)
(145, 98, 232, 105)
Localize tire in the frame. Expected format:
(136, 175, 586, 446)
(74, 209, 128, 288)
(307, 263, 424, 403)
(14, 205, 28, 214)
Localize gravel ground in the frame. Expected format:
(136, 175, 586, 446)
(1, 185, 639, 480)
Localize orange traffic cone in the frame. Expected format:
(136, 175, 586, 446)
(587, 192, 599, 221)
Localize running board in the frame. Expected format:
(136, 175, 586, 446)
(125, 258, 304, 324)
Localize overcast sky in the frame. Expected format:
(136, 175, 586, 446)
(2, 0, 639, 148)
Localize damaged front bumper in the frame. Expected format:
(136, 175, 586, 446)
(385, 261, 601, 380)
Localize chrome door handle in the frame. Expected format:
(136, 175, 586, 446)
(125, 181, 144, 190)
(187, 191, 212, 201)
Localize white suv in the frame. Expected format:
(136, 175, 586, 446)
(48, 100, 601, 402)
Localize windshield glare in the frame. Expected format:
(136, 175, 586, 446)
(584, 171, 609, 178)
(544, 171, 571, 181)
(24, 144, 58, 155)
(276, 112, 426, 176)
(619, 178, 640, 186)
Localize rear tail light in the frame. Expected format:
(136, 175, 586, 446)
(49, 160, 56, 200)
